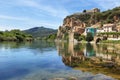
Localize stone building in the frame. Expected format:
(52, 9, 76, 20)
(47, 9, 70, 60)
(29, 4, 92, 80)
(86, 8, 100, 13)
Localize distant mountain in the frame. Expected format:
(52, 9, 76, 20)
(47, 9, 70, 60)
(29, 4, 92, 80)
(24, 27, 57, 38)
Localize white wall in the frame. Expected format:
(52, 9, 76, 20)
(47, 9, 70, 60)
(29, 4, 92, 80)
(108, 38, 120, 40)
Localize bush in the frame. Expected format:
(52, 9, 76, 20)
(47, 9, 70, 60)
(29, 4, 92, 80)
(74, 32, 81, 41)
(0, 29, 33, 42)
(86, 32, 93, 42)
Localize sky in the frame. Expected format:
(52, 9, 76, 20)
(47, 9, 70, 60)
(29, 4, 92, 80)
(0, 0, 120, 31)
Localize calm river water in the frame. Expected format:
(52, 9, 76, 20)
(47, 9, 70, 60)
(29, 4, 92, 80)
(0, 41, 119, 80)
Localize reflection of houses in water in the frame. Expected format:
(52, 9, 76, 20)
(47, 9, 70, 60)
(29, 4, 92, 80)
(56, 42, 120, 66)
(115, 56, 120, 65)
(56, 42, 120, 79)
(94, 44, 120, 65)
(95, 51, 120, 66)
(64, 42, 86, 66)
(96, 54, 112, 60)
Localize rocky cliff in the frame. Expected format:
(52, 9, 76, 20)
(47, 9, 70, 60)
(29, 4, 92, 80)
(57, 7, 120, 40)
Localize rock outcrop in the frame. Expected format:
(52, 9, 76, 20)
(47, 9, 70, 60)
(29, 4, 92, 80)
(57, 7, 120, 41)
(57, 17, 86, 41)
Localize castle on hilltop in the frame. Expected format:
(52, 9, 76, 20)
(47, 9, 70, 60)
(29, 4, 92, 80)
(84, 8, 100, 13)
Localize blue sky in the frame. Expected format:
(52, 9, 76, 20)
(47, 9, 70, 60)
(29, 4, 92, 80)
(0, 0, 120, 31)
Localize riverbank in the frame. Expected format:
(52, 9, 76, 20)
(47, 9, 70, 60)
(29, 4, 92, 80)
(0, 30, 33, 42)
(100, 40, 120, 43)
(74, 57, 120, 80)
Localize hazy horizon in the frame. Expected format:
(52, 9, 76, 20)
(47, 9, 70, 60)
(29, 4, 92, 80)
(0, 0, 120, 31)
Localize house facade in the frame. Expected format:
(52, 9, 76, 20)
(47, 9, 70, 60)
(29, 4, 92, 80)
(97, 24, 117, 33)
(102, 24, 117, 32)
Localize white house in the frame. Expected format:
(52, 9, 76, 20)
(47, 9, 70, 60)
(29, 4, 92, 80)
(97, 28, 104, 33)
(102, 24, 117, 32)
(97, 24, 117, 33)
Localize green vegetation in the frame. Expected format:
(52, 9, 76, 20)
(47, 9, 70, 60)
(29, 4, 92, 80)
(74, 32, 85, 41)
(24, 27, 57, 38)
(73, 32, 94, 42)
(86, 32, 94, 42)
(74, 32, 81, 41)
(0, 30, 33, 42)
(98, 32, 120, 35)
(66, 6, 120, 27)
(57, 26, 70, 41)
(98, 32, 120, 39)
(57, 7, 120, 42)
(101, 40, 120, 43)
(41, 34, 57, 41)
(64, 33, 69, 40)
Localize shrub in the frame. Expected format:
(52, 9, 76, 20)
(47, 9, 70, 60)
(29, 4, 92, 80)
(86, 32, 94, 42)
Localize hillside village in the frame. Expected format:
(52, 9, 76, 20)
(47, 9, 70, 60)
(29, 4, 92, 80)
(57, 7, 120, 43)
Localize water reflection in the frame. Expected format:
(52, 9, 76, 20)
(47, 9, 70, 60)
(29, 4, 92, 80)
(0, 41, 116, 80)
(56, 42, 120, 79)
(0, 41, 57, 80)
(0, 41, 56, 53)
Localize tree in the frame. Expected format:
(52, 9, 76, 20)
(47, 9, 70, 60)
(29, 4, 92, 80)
(0, 29, 33, 41)
(86, 32, 93, 42)
(83, 10, 86, 13)
(74, 32, 81, 41)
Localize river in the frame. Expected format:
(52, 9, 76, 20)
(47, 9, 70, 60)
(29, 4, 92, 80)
(0, 41, 119, 80)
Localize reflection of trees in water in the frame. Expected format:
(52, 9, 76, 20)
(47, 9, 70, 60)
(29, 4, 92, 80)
(0, 41, 56, 53)
(57, 42, 120, 79)
(57, 42, 86, 67)
(96, 44, 116, 54)
(85, 43, 96, 57)
(0, 42, 29, 49)
(29, 41, 55, 50)
(57, 42, 120, 67)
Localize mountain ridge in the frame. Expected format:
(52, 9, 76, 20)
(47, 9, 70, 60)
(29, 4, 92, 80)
(24, 26, 57, 38)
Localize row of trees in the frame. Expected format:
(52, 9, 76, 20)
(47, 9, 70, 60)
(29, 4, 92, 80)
(0, 30, 33, 42)
(74, 32, 93, 42)
(38, 34, 57, 41)
(97, 32, 120, 38)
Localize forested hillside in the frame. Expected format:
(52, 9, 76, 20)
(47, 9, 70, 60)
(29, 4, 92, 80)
(24, 27, 57, 38)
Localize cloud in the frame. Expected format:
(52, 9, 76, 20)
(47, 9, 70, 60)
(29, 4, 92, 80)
(22, 0, 69, 18)
(23, 19, 61, 29)
(0, 15, 29, 21)
(0, 14, 60, 30)
(18, 0, 69, 18)
(0, 25, 18, 31)
(0, 0, 120, 31)
(93, 0, 120, 10)
(0, 0, 70, 18)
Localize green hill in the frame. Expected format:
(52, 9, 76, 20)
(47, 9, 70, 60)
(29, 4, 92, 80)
(24, 27, 57, 38)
